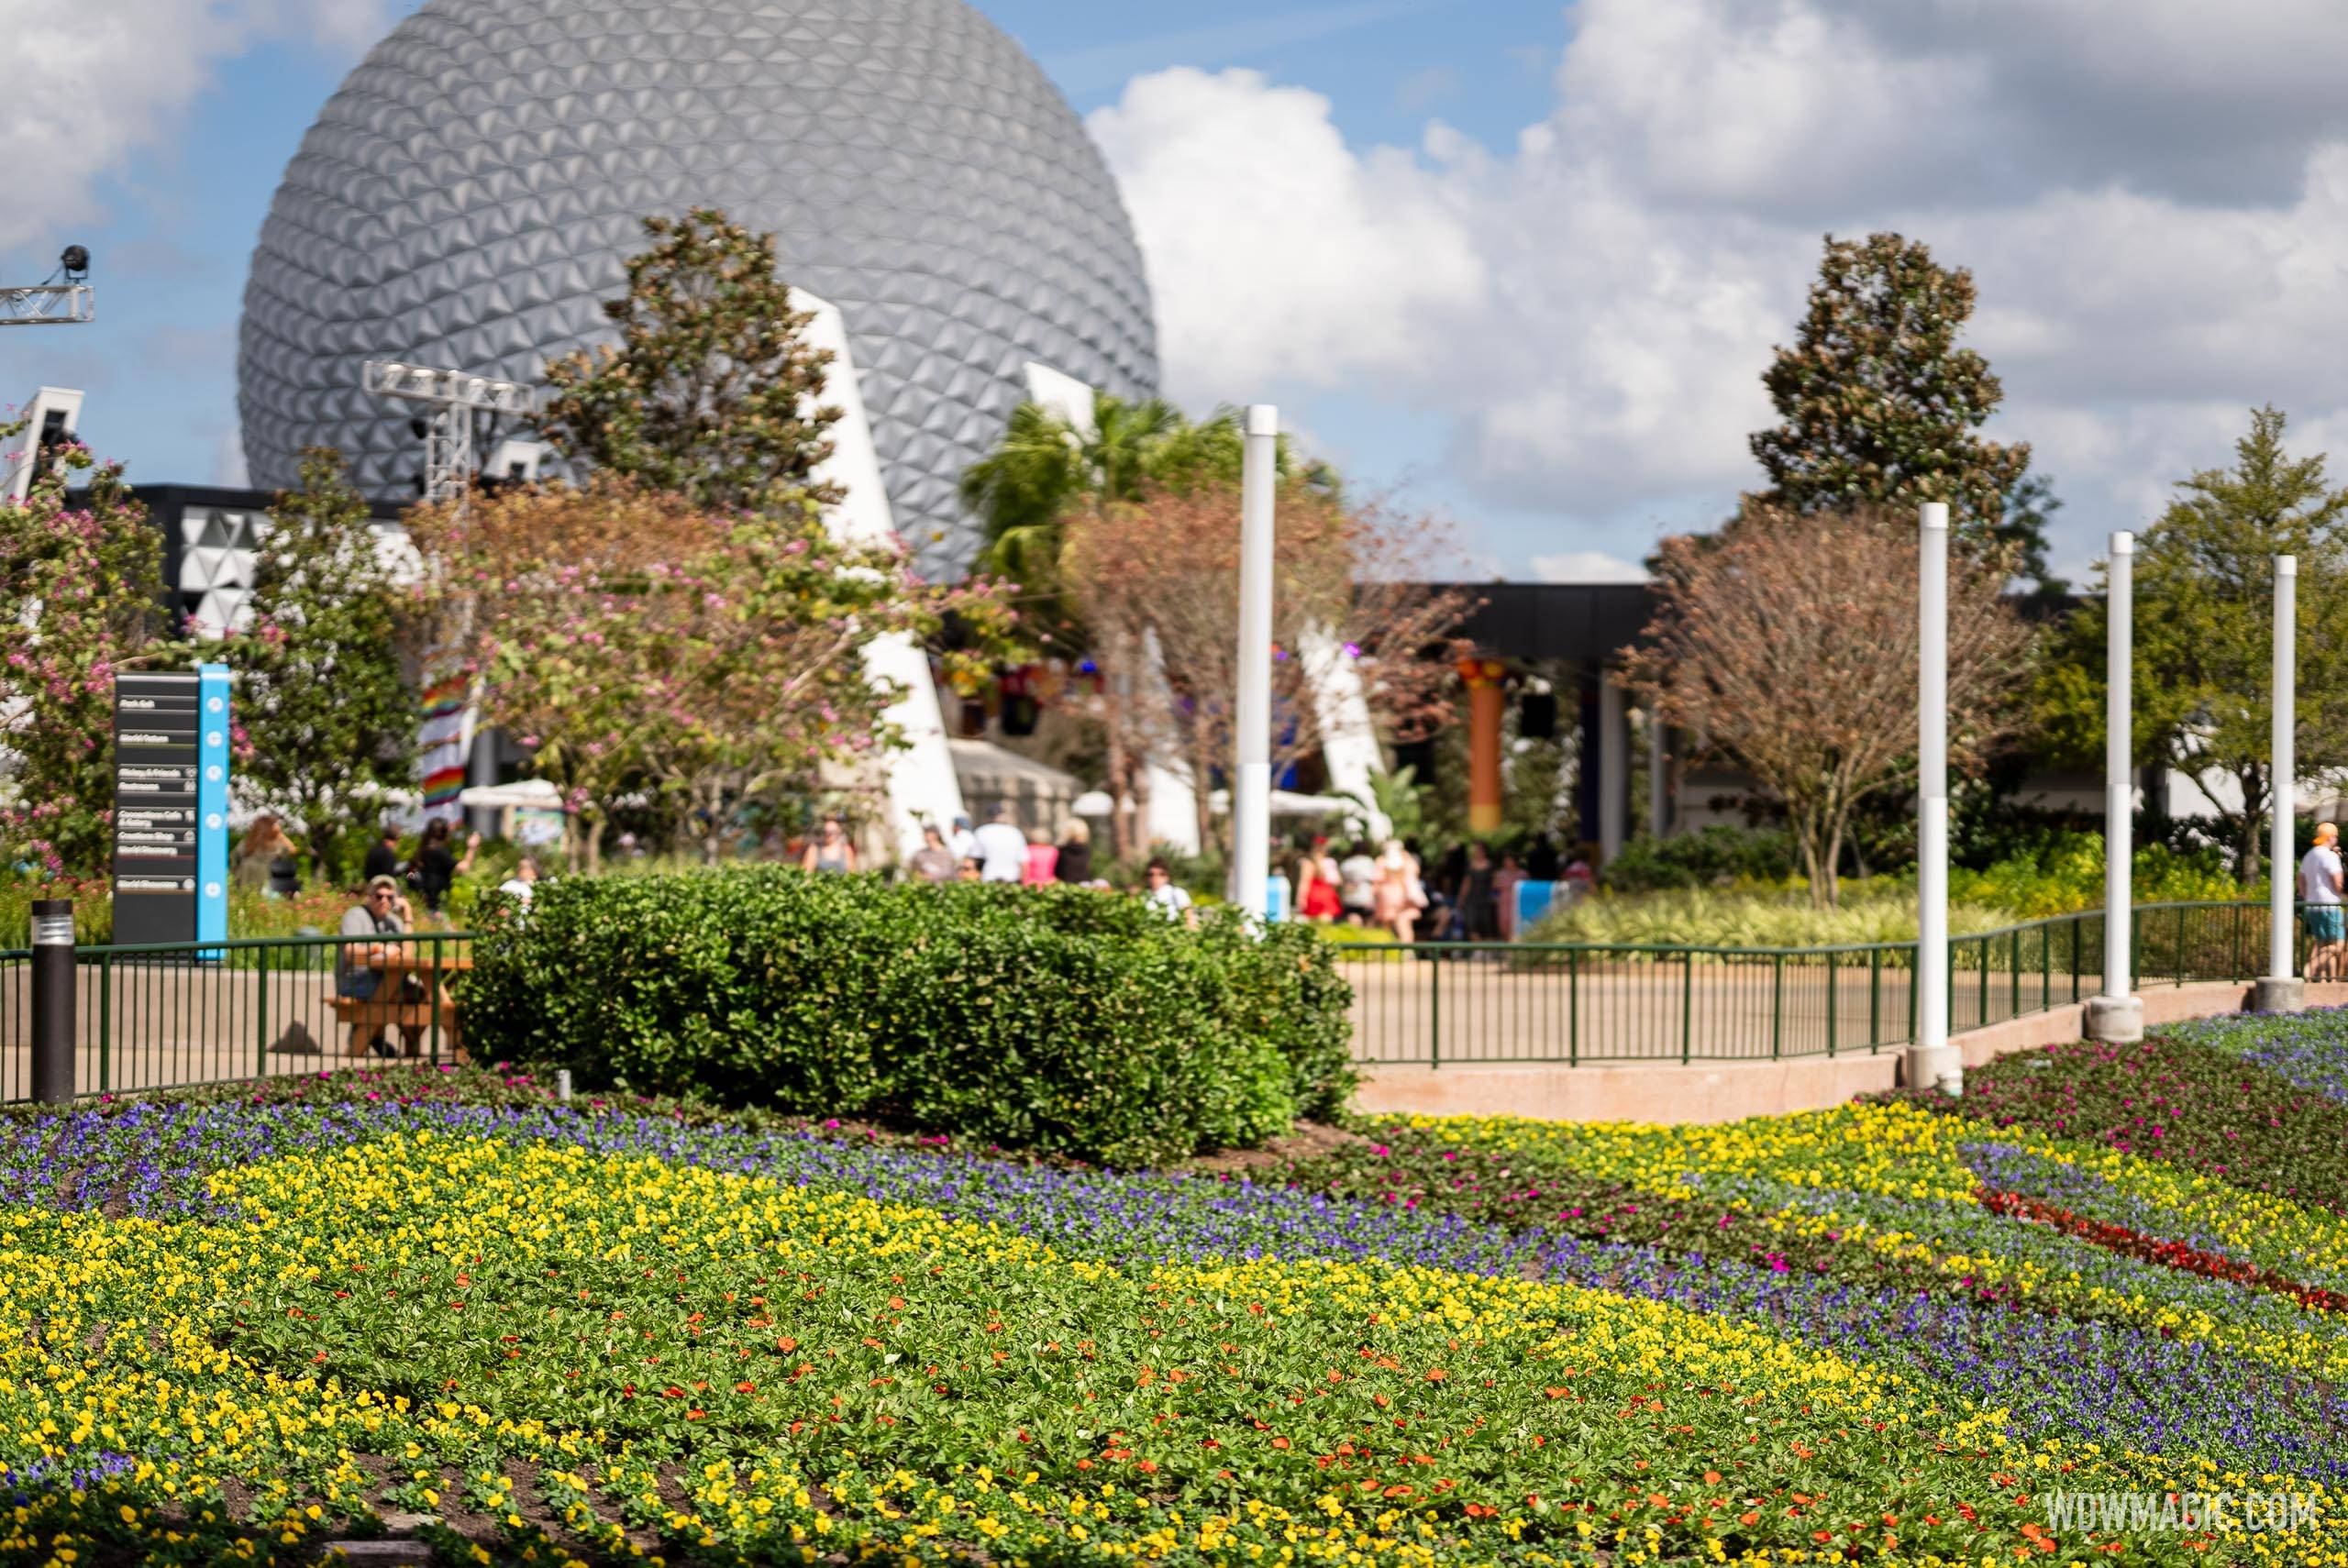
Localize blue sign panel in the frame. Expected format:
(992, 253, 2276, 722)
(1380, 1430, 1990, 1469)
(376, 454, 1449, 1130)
(196, 664, 232, 953)
(1515, 879, 1559, 935)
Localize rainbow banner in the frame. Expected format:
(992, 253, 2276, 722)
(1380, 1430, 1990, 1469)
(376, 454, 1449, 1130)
(418, 673, 470, 817)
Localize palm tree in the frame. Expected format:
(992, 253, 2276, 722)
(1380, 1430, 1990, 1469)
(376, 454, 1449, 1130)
(960, 396, 1176, 594)
(962, 393, 1309, 638)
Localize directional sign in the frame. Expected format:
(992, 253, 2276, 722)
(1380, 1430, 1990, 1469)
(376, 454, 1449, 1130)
(113, 670, 229, 950)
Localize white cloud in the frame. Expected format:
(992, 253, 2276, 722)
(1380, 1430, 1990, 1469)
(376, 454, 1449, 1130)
(0, 0, 393, 253)
(1088, 68, 1486, 400)
(1094, 0, 2348, 580)
(1531, 550, 1649, 584)
(210, 425, 250, 490)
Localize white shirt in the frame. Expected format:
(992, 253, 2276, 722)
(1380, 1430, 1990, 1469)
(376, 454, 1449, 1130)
(948, 827, 980, 863)
(973, 822, 1028, 882)
(2300, 845, 2342, 904)
(1146, 883, 1194, 919)
(497, 878, 536, 905)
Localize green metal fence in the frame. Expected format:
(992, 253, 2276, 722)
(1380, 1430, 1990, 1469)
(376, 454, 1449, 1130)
(1344, 900, 2314, 1066)
(0, 900, 2321, 1097)
(0, 932, 472, 1101)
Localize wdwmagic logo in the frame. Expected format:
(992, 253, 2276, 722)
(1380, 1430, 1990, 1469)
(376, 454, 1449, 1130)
(2043, 1491, 2320, 1536)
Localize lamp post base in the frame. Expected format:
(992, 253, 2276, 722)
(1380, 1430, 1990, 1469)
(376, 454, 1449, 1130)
(2084, 993, 2143, 1043)
(1904, 1043, 1963, 1098)
(2252, 977, 2306, 1014)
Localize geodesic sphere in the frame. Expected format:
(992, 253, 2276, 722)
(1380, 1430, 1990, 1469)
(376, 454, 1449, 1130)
(238, 0, 1157, 575)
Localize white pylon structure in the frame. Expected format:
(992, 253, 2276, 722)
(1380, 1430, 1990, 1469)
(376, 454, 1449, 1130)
(2256, 555, 2305, 1012)
(1910, 502, 1962, 1097)
(1232, 404, 1278, 921)
(2088, 532, 2143, 1041)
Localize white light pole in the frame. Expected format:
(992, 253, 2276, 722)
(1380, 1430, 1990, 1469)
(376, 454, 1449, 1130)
(1911, 502, 1961, 1096)
(2088, 532, 2143, 1041)
(2257, 555, 2304, 1011)
(1233, 403, 1278, 921)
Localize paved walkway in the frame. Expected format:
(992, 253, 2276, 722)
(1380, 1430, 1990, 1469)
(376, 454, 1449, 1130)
(1339, 955, 2109, 1065)
(0, 958, 465, 1100)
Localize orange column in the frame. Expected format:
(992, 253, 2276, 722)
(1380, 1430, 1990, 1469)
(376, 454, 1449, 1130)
(1463, 657, 1506, 834)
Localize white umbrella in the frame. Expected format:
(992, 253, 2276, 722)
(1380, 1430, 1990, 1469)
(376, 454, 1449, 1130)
(458, 778, 563, 809)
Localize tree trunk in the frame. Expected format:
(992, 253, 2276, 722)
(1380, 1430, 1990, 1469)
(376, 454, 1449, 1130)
(2235, 765, 2265, 887)
(1191, 736, 1216, 872)
(1818, 808, 1846, 911)
(1794, 808, 1829, 909)
(1128, 756, 1152, 866)
(300, 805, 339, 892)
(1104, 719, 1131, 863)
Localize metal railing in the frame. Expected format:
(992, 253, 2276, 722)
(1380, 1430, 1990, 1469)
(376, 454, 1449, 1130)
(0, 900, 2319, 1096)
(0, 932, 472, 1102)
(1344, 900, 2312, 1066)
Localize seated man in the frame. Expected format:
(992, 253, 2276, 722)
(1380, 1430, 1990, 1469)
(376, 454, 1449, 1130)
(338, 875, 421, 1057)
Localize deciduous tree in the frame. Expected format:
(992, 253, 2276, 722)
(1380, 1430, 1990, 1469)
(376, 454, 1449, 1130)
(200, 448, 415, 879)
(409, 480, 1015, 867)
(1061, 480, 1466, 859)
(0, 436, 180, 878)
(1624, 503, 2032, 906)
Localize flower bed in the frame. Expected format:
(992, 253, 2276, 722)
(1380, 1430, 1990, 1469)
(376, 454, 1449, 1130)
(0, 1039, 2342, 1563)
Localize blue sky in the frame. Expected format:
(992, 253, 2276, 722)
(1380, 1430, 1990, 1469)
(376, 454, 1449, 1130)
(13, 0, 2348, 583)
(5, 0, 1557, 561)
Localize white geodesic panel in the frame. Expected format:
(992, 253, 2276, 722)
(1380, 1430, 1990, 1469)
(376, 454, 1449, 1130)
(237, 0, 1158, 577)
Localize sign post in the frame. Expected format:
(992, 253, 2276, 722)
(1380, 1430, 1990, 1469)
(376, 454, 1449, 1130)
(197, 664, 232, 952)
(112, 670, 229, 950)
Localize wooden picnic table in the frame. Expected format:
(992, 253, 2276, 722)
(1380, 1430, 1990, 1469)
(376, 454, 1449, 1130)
(330, 946, 472, 1062)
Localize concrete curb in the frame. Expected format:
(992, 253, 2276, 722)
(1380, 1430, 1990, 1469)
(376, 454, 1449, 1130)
(1353, 980, 2348, 1124)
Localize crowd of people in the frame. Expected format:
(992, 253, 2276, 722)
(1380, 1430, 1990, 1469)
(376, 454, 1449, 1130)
(1285, 834, 1594, 944)
(798, 801, 1108, 891)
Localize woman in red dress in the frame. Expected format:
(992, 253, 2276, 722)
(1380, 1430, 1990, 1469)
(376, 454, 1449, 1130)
(1299, 836, 1344, 922)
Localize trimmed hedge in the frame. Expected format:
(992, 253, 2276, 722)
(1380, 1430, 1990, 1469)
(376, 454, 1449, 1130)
(458, 868, 1355, 1165)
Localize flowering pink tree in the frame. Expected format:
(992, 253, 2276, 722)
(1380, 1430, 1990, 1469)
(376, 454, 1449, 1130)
(0, 432, 181, 878)
(408, 478, 1018, 866)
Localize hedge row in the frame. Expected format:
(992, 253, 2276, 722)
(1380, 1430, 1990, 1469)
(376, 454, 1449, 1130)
(458, 868, 1355, 1165)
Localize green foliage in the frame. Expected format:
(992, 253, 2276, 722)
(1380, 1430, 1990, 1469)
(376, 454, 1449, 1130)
(1600, 826, 1800, 892)
(459, 868, 1355, 1162)
(959, 394, 1320, 638)
(199, 448, 416, 880)
(1750, 232, 2036, 567)
(1947, 835, 2238, 919)
(1336, 763, 1431, 846)
(0, 443, 180, 878)
(1543, 829, 2241, 949)
(0, 878, 111, 945)
(1527, 881, 2017, 949)
(540, 206, 842, 518)
(2031, 406, 2348, 880)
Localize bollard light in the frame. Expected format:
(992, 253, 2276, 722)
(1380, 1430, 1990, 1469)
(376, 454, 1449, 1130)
(29, 899, 75, 1105)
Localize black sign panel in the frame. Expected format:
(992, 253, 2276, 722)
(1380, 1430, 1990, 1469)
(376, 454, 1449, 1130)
(114, 673, 199, 945)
